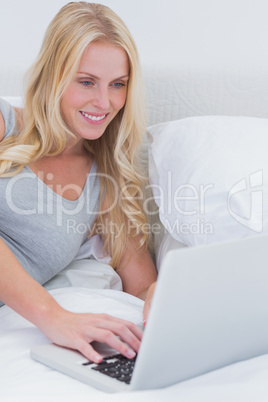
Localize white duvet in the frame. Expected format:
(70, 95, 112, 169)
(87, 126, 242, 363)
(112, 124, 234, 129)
(2, 286, 268, 402)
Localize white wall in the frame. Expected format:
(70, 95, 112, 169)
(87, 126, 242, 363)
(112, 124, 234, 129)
(1, 0, 268, 95)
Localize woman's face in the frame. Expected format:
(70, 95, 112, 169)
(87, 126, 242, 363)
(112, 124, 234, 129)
(61, 41, 129, 143)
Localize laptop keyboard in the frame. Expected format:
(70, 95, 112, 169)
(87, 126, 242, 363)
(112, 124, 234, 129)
(82, 353, 136, 385)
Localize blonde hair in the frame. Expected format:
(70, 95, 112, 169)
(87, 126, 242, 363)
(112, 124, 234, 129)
(0, 2, 148, 268)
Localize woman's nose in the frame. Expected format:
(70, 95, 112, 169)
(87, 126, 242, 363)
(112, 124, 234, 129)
(92, 86, 110, 110)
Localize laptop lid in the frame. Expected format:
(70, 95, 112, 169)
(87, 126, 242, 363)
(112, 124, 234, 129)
(131, 233, 268, 390)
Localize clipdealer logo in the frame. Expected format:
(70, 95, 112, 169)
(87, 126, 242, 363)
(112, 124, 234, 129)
(228, 170, 263, 233)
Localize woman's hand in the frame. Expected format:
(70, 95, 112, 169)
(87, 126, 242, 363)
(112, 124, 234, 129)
(39, 307, 143, 363)
(142, 281, 156, 326)
(0, 238, 144, 365)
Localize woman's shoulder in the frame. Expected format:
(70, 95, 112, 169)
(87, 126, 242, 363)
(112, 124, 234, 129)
(0, 98, 18, 141)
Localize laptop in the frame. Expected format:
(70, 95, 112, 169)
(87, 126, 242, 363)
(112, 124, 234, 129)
(31, 233, 268, 393)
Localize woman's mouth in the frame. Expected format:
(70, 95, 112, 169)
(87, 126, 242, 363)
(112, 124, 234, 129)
(80, 111, 108, 123)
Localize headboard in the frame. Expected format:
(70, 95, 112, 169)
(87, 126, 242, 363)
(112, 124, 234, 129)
(1, 1, 268, 126)
(144, 66, 268, 126)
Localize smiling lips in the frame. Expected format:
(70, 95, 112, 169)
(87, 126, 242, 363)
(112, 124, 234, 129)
(80, 110, 107, 122)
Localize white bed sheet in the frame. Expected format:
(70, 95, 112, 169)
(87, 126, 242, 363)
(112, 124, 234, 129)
(2, 286, 268, 402)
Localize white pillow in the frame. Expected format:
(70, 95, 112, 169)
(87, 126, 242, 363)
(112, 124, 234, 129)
(147, 116, 268, 247)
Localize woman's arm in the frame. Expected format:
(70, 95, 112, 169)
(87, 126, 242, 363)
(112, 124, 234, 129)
(0, 238, 142, 362)
(99, 196, 158, 324)
(116, 239, 157, 299)
(115, 238, 157, 324)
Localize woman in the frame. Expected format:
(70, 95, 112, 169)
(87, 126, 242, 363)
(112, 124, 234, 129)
(0, 2, 156, 363)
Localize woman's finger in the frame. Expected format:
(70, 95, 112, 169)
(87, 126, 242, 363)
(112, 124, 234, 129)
(92, 314, 143, 342)
(83, 317, 142, 358)
(74, 338, 103, 363)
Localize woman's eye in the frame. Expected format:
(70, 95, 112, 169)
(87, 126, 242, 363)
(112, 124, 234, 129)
(112, 82, 125, 88)
(81, 80, 93, 87)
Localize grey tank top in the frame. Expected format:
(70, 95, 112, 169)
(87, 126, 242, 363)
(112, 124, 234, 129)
(0, 98, 100, 305)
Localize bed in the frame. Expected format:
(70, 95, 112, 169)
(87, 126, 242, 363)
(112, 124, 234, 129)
(2, 1, 268, 400)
